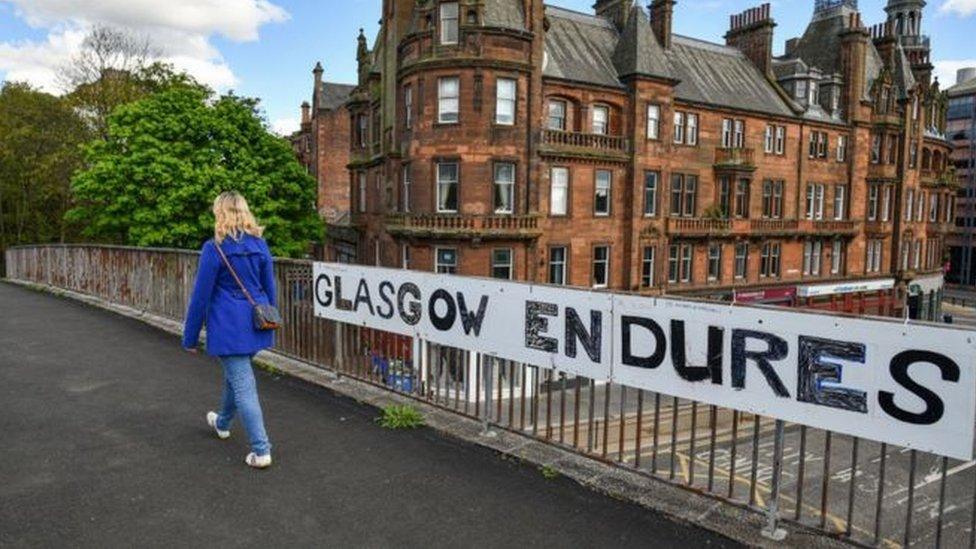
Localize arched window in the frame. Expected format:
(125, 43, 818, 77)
(908, 13, 916, 36)
(922, 148, 931, 170)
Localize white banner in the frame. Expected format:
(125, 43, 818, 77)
(313, 263, 976, 460)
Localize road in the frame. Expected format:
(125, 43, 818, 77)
(0, 283, 738, 548)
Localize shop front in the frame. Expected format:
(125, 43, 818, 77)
(795, 278, 900, 317)
(733, 286, 797, 306)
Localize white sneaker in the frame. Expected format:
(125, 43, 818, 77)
(206, 411, 230, 440)
(245, 452, 272, 469)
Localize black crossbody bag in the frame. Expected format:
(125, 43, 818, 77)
(214, 242, 282, 331)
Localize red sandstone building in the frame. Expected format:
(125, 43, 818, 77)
(294, 0, 955, 320)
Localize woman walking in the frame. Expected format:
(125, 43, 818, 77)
(183, 192, 277, 469)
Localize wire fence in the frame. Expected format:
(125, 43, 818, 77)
(6, 244, 976, 548)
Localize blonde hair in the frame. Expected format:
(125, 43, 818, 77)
(213, 191, 264, 243)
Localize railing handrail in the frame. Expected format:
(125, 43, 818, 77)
(5, 243, 971, 548)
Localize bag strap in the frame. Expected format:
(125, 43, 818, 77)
(214, 240, 258, 307)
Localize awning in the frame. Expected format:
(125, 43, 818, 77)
(796, 278, 895, 298)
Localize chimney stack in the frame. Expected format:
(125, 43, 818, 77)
(725, 3, 775, 78)
(649, 0, 675, 49)
(312, 62, 324, 109)
(301, 101, 311, 126)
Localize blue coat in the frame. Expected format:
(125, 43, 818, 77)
(182, 234, 276, 356)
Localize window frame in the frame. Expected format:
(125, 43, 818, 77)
(643, 171, 658, 217)
(686, 113, 699, 146)
(491, 248, 514, 280)
(594, 169, 612, 217)
(592, 245, 610, 288)
(436, 161, 459, 213)
(868, 185, 879, 221)
(831, 239, 844, 275)
(402, 164, 412, 213)
(592, 105, 609, 135)
(775, 126, 786, 155)
(734, 242, 749, 280)
(549, 246, 568, 285)
(760, 242, 781, 278)
(707, 243, 722, 282)
(646, 104, 660, 140)
(673, 111, 685, 144)
(439, 1, 459, 45)
(548, 99, 567, 131)
(641, 246, 656, 288)
(734, 178, 750, 219)
(833, 184, 847, 220)
(435, 247, 458, 274)
(550, 166, 569, 216)
(404, 85, 413, 130)
(495, 77, 517, 126)
(493, 161, 515, 215)
(437, 76, 460, 124)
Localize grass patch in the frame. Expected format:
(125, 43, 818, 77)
(376, 404, 425, 430)
(253, 360, 283, 376)
(540, 465, 559, 480)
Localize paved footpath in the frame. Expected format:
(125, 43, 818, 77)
(0, 283, 739, 548)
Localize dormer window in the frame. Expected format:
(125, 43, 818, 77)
(809, 82, 819, 106)
(795, 80, 808, 101)
(440, 2, 459, 45)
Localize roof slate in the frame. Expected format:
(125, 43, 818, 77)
(318, 82, 356, 110)
(612, 6, 671, 81)
(669, 35, 794, 116)
(543, 6, 622, 88)
(543, 5, 793, 116)
(779, 6, 882, 100)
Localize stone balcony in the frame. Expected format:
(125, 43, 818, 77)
(750, 218, 800, 235)
(385, 213, 542, 241)
(714, 148, 756, 171)
(667, 217, 857, 238)
(539, 130, 630, 161)
(921, 168, 959, 188)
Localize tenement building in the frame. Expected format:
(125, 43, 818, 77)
(297, 0, 955, 320)
(290, 64, 357, 261)
(947, 68, 976, 287)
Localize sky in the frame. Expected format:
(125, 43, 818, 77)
(0, 0, 974, 136)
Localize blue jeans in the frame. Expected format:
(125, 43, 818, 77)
(216, 355, 271, 456)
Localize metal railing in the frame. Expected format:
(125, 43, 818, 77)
(6, 243, 976, 548)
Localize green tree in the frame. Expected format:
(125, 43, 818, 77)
(67, 86, 321, 257)
(0, 82, 88, 253)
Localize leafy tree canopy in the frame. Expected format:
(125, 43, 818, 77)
(0, 82, 88, 248)
(68, 85, 321, 257)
